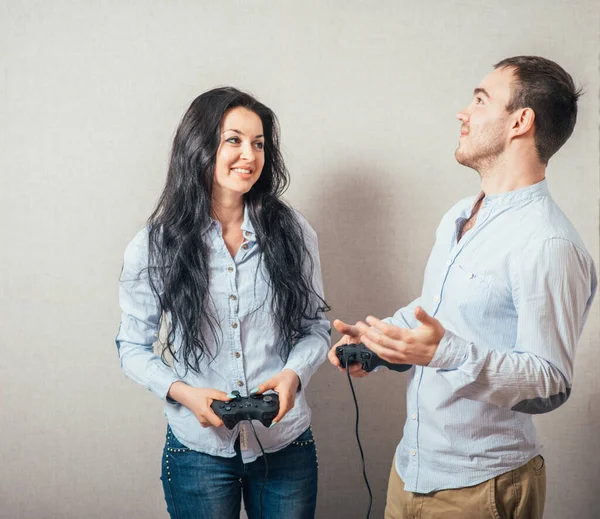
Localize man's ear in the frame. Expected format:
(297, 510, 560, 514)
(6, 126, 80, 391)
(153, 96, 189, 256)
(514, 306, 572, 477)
(511, 107, 535, 137)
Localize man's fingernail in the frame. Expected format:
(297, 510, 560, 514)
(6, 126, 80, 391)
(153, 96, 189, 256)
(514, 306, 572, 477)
(226, 393, 236, 399)
(250, 388, 260, 395)
(269, 421, 278, 428)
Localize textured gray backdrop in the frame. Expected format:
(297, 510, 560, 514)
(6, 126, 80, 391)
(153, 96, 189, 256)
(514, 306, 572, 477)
(1, 1, 598, 518)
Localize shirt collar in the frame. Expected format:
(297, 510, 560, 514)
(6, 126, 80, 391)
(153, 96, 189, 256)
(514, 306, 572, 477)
(240, 204, 257, 242)
(200, 218, 216, 235)
(458, 179, 550, 220)
(200, 204, 256, 240)
(481, 179, 550, 209)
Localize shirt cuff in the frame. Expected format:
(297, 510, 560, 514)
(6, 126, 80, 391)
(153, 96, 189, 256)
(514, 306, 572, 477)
(283, 359, 309, 393)
(147, 363, 182, 402)
(427, 329, 469, 370)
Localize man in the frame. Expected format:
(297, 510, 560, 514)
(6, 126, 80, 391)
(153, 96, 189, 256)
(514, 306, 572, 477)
(329, 56, 597, 518)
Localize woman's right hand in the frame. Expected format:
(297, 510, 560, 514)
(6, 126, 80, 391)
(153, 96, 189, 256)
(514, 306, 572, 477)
(167, 382, 232, 428)
(327, 319, 371, 378)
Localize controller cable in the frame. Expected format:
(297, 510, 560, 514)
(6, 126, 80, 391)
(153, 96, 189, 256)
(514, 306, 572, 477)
(248, 420, 268, 519)
(346, 363, 373, 519)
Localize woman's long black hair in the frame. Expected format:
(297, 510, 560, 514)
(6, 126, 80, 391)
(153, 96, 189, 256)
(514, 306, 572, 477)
(147, 87, 329, 374)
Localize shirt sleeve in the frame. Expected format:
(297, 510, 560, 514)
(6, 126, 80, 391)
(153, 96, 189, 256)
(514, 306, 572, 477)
(115, 228, 182, 401)
(283, 215, 331, 390)
(428, 238, 597, 414)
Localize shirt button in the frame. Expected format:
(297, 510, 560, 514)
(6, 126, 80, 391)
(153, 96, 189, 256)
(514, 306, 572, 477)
(244, 231, 252, 237)
(230, 295, 237, 301)
(410, 450, 416, 457)
(232, 323, 238, 329)
(433, 295, 440, 302)
(242, 243, 249, 250)
(234, 352, 240, 358)
(227, 266, 234, 272)
(237, 380, 244, 387)
(411, 413, 417, 420)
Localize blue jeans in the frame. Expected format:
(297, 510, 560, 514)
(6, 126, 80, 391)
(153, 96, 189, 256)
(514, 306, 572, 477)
(161, 425, 318, 519)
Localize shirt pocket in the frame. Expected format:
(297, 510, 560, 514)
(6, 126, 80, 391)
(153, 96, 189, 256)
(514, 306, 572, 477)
(448, 263, 511, 321)
(236, 253, 271, 318)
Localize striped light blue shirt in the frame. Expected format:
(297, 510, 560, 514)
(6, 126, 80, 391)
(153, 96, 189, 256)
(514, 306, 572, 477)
(388, 180, 597, 493)
(116, 207, 330, 463)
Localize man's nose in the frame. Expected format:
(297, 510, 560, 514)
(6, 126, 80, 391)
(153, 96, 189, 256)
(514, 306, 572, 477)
(456, 109, 469, 123)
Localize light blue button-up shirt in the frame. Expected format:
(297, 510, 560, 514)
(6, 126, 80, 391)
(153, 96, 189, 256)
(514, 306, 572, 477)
(116, 208, 330, 462)
(388, 180, 597, 493)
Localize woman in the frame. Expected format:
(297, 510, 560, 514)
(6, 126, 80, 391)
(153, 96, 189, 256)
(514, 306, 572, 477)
(116, 87, 330, 519)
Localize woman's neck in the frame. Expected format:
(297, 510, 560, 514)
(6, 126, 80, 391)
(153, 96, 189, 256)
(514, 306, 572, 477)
(212, 194, 244, 231)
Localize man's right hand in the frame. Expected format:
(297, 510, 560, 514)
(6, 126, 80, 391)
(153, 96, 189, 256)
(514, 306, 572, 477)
(167, 382, 231, 428)
(328, 319, 371, 378)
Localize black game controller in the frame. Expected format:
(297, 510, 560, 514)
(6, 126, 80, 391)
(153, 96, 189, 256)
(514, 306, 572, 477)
(211, 390, 280, 429)
(336, 343, 412, 373)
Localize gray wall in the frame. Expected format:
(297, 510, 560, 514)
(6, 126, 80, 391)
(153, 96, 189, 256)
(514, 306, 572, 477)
(1, 1, 598, 518)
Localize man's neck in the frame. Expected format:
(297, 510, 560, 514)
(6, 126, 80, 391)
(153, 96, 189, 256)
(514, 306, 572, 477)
(478, 152, 546, 195)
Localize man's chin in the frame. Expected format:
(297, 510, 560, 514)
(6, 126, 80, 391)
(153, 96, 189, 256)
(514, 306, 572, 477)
(455, 150, 479, 171)
(455, 149, 469, 166)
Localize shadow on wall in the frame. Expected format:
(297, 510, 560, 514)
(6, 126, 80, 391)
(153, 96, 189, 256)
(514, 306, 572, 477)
(302, 160, 419, 519)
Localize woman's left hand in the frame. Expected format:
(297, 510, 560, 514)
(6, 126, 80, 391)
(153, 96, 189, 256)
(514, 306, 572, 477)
(252, 369, 300, 427)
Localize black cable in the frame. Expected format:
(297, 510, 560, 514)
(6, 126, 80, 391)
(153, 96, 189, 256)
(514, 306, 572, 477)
(248, 420, 268, 519)
(346, 363, 373, 519)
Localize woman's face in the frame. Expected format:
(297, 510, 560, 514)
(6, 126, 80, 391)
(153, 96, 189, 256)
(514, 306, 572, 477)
(213, 106, 265, 201)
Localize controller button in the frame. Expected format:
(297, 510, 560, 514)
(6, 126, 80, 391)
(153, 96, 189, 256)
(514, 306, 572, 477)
(220, 404, 226, 409)
(361, 352, 371, 359)
(263, 396, 273, 403)
(225, 406, 232, 411)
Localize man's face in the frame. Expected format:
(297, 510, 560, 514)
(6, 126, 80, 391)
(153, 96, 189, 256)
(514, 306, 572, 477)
(455, 67, 515, 172)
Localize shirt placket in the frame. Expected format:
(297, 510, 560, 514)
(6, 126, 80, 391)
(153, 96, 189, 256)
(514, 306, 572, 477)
(404, 377, 421, 486)
(226, 260, 245, 392)
(227, 235, 254, 395)
(409, 210, 485, 491)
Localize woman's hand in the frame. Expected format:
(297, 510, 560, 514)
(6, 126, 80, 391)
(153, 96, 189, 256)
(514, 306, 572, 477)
(252, 369, 300, 427)
(167, 382, 231, 428)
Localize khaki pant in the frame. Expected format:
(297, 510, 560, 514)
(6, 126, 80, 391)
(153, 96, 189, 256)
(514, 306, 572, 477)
(385, 456, 546, 519)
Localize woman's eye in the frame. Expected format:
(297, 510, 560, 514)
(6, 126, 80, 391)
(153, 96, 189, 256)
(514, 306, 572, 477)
(254, 142, 264, 150)
(226, 137, 240, 144)
(475, 97, 483, 105)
